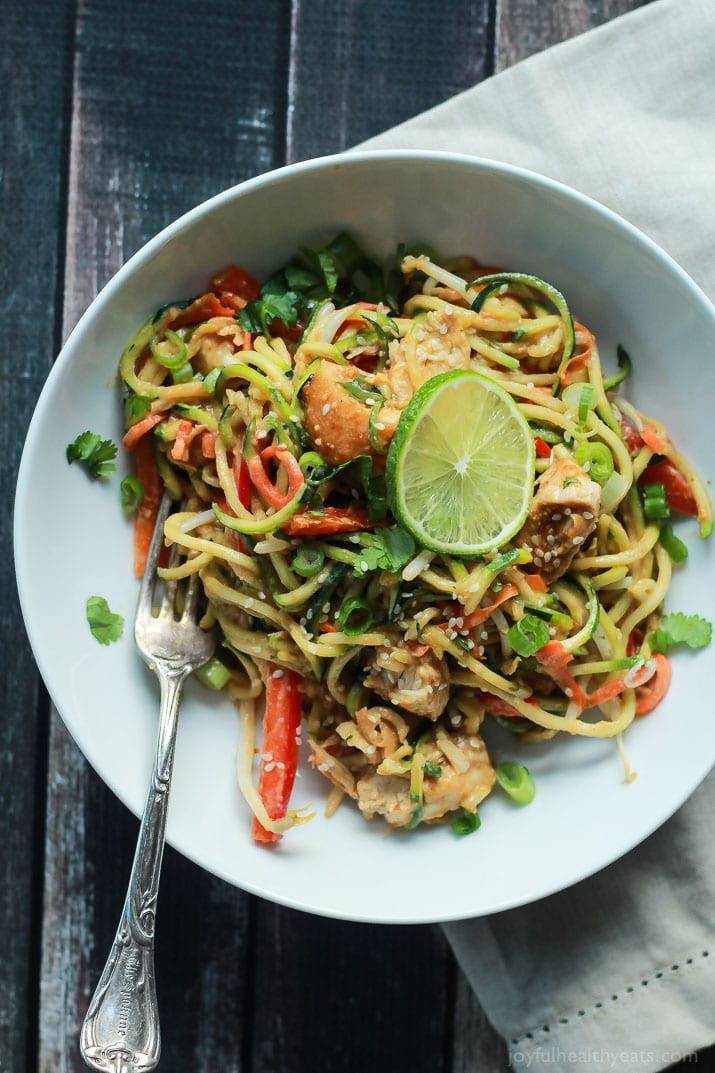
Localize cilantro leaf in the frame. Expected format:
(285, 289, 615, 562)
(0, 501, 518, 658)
(66, 431, 117, 478)
(86, 596, 124, 645)
(353, 526, 416, 576)
(124, 394, 152, 428)
(649, 613, 712, 655)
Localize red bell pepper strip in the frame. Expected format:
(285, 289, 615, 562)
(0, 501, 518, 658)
(170, 292, 236, 328)
(283, 506, 375, 537)
(132, 438, 164, 578)
(252, 667, 304, 843)
(209, 264, 260, 302)
(122, 412, 163, 450)
(247, 444, 305, 509)
(635, 654, 671, 716)
(534, 436, 552, 459)
(638, 459, 698, 517)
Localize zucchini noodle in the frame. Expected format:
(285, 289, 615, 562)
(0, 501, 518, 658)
(119, 239, 712, 839)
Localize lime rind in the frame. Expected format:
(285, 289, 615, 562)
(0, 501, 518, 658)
(386, 370, 535, 556)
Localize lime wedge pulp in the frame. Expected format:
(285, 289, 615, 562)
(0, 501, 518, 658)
(386, 370, 535, 556)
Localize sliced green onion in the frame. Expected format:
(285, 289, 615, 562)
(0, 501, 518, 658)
(506, 614, 550, 657)
(487, 549, 521, 573)
(603, 344, 632, 391)
(120, 475, 143, 516)
(337, 596, 373, 636)
(171, 360, 195, 384)
(642, 482, 670, 520)
(562, 382, 596, 429)
(150, 328, 188, 370)
(194, 656, 231, 691)
(523, 603, 573, 631)
(368, 396, 387, 454)
(424, 760, 442, 779)
(201, 367, 222, 393)
(346, 680, 368, 718)
(291, 544, 325, 578)
(495, 761, 535, 805)
(450, 807, 481, 836)
(574, 442, 614, 485)
(659, 523, 688, 563)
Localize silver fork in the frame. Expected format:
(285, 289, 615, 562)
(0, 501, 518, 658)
(80, 492, 215, 1073)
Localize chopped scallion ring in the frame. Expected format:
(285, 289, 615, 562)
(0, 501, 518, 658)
(291, 544, 325, 578)
(120, 475, 143, 516)
(337, 596, 373, 636)
(495, 761, 536, 805)
(642, 482, 670, 520)
(574, 442, 614, 485)
(506, 614, 550, 658)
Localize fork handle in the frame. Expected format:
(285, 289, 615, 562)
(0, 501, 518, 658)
(80, 666, 188, 1073)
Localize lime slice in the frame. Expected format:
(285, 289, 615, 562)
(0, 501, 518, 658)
(386, 370, 535, 556)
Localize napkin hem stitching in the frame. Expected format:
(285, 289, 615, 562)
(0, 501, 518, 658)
(509, 948, 711, 1046)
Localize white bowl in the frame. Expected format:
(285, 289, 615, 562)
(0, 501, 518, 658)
(14, 151, 715, 923)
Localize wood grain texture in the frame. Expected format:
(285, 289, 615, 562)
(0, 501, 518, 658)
(1, 2, 74, 1070)
(495, 0, 652, 70)
(284, 0, 494, 161)
(38, 2, 289, 1070)
(10, 2, 705, 1073)
(249, 909, 453, 1073)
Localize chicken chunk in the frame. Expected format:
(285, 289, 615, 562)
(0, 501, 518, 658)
(516, 457, 601, 581)
(301, 362, 400, 466)
(356, 731, 495, 827)
(188, 318, 244, 376)
(386, 308, 471, 400)
(364, 644, 450, 720)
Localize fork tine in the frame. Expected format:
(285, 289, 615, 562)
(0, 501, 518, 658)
(136, 491, 173, 619)
(159, 540, 182, 617)
(181, 571, 203, 622)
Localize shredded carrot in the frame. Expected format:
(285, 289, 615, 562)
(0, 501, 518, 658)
(559, 322, 594, 386)
(635, 654, 671, 716)
(122, 412, 163, 450)
(201, 431, 217, 458)
(525, 574, 548, 592)
(535, 640, 587, 710)
(640, 424, 667, 454)
(170, 419, 205, 461)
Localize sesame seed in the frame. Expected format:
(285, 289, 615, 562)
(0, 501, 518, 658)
(469, 738, 480, 748)
(415, 330, 425, 341)
(439, 323, 448, 334)
(322, 403, 330, 415)
(360, 560, 369, 572)
(564, 507, 572, 515)
(546, 534, 555, 545)
(252, 645, 261, 653)
(322, 602, 331, 613)
(365, 744, 376, 755)
(552, 513, 562, 521)
(444, 304, 453, 314)
(375, 422, 385, 430)
(583, 511, 594, 520)
(258, 591, 266, 600)
(564, 687, 573, 697)
(245, 598, 254, 608)
(450, 714, 462, 726)
(543, 551, 552, 562)
(572, 535, 585, 545)
(272, 668, 284, 678)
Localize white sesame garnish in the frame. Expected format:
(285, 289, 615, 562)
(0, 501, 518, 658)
(258, 591, 266, 600)
(572, 535, 585, 545)
(245, 598, 254, 608)
(322, 602, 331, 613)
(360, 560, 369, 572)
(272, 668, 284, 678)
(583, 511, 594, 520)
(322, 403, 330, 415)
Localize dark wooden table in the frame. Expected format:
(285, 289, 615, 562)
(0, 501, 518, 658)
(9, 2, 709, 1071)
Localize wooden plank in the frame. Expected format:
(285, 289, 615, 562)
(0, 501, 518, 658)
(1, 2, 75, 1071)
(495, 0, 652, 72)
(250, 907, 453, 1073)
(284, 0, 494, 161)
(38, 2, 290, 1070)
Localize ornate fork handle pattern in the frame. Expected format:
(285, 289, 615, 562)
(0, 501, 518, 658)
(81, 664, 187, 1073)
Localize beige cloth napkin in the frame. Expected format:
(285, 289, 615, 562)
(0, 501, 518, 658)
(358, 1, 715, 1069)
